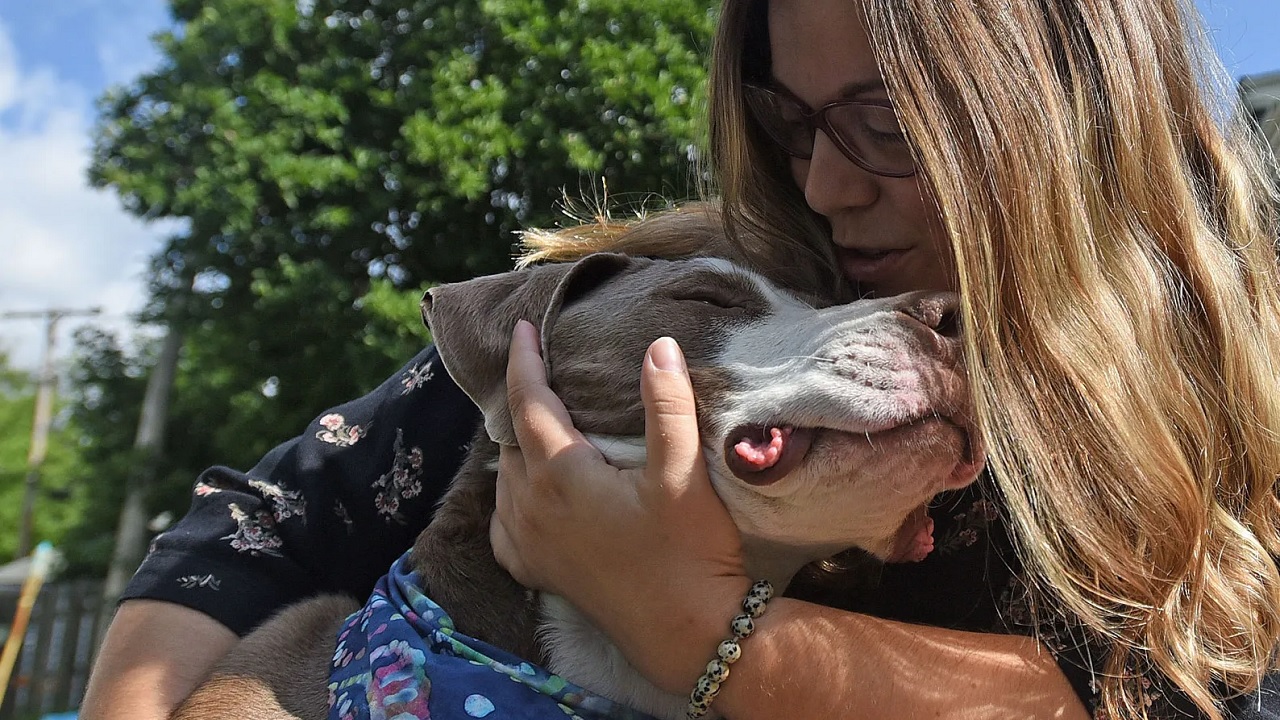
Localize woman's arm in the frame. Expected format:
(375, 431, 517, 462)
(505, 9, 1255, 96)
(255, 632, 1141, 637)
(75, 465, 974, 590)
(84, 345, 479, 714)
(119, 345, 478, 634)
(79, 601, 237, 720)
(492, 323, 1090, 719)
(676, 588, 1087, 719)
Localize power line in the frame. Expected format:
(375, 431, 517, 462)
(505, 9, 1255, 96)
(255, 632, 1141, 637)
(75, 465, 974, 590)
(0, 309, 130, 322)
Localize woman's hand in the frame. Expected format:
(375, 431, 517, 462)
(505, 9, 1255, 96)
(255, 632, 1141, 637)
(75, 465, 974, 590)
(491, 320, 751, 693)
(492, 320, 1090, 719)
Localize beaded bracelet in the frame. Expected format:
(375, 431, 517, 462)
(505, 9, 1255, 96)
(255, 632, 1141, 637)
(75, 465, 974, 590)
(685, 579, 774, 719)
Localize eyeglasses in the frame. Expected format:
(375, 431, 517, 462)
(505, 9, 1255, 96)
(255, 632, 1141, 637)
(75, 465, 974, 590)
(741, 83, 917, 178)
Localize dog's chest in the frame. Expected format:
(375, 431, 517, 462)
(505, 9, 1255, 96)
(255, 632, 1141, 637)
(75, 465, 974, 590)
(532, 436, 707, 720)
(416, 424, 706, 718)
(540, 595, 697, 720)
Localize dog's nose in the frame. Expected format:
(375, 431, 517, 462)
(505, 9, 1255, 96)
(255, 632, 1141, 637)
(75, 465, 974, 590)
(899, 291, 961, 339)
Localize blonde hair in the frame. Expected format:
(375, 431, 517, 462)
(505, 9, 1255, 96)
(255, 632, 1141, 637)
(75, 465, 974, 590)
(517, 198, 842, 299)
(517, 202, 722, 267)
(711, 0, 1280, 717)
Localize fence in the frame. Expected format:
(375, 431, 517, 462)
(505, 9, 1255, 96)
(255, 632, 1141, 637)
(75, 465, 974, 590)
(0, 579, 107, 720)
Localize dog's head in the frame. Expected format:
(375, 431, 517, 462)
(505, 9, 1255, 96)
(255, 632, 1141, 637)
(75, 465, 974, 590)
(423, 252, 984, 566)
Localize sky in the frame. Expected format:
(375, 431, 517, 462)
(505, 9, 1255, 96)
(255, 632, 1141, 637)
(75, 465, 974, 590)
(0, 0, 183, 372)
(0, 1, 1277, 373)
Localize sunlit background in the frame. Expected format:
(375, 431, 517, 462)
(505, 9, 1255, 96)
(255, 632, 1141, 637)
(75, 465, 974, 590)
(0, 0, 1277, 371)
(0, 2, 1276, 717)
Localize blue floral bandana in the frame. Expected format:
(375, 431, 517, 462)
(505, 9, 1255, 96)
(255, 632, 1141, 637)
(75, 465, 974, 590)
(328, 551, 658, 720)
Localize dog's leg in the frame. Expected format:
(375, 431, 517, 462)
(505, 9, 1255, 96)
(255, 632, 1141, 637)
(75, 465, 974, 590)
(169, 593, 359, 720)
(410, 433, 543, 663)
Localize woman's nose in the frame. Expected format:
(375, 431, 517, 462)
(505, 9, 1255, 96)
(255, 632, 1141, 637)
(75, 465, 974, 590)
(801, 130, 880, 217)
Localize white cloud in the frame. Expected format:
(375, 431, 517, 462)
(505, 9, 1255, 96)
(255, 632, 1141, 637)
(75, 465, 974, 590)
(0, 17, 182, 373)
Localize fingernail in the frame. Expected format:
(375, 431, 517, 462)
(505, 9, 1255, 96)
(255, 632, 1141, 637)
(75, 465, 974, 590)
(513, 319, 539, 350)
(649, 337, 685, 372)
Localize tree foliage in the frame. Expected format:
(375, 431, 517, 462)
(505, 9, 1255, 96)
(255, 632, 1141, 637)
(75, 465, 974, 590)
(91, 0, 714, 309)
(53, 330, 150, 575)
(0, 355, 91, 566)
(75, 0, 714, 577)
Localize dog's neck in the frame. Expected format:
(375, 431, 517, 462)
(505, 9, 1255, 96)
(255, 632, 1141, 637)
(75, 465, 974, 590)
(738, 536, 846, 591)
(534, 433, 854, 719)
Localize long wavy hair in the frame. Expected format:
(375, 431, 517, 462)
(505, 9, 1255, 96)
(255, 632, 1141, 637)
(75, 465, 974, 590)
(710, 0, 1280, 717)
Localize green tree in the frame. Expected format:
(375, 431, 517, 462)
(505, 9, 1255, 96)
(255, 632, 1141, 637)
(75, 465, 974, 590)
(55, 275, 433, 578)
(54, 329, 149, 575)
(91, 0, 714, 311)
(0, 355, 90, 565)
(156, 265, 434, 489)
(75, 0, 714, 576)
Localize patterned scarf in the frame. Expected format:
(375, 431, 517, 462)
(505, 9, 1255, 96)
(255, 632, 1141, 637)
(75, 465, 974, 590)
(328, 551, 658, 720)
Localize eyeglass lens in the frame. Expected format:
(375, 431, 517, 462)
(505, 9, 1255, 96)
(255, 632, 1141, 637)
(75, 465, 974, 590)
(742, 84, 916, 178)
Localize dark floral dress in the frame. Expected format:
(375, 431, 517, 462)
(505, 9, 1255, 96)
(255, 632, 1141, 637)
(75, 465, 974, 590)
(124, 345, 1280, 719)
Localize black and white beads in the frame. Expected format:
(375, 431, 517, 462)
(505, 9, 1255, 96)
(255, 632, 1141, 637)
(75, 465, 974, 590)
(685, 580, 775, 719)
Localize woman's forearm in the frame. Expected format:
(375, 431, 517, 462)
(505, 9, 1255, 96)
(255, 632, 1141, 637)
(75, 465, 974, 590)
(80, 600, 238, 720)
(709, 597, 1090, 720)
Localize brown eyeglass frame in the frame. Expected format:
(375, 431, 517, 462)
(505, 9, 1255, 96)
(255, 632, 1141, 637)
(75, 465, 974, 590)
(742, 83, 918, 179)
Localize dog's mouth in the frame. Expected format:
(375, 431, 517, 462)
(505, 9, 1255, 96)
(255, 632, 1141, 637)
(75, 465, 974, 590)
(724, 417, 984, 487)
(724, 425, 816, 486)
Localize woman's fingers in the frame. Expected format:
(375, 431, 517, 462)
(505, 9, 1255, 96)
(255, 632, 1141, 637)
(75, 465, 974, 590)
(493, 329, 749, 691)
(501, 319, 596, 466)
(641, 337, 708, 497)
(497, 320, 619, 591)
(491, 445, 529, 585)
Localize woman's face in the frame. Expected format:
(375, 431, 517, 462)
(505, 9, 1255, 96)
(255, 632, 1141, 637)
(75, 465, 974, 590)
(767, 0, 956, 298)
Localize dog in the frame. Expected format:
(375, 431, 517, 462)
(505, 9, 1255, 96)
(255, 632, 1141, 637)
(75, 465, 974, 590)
(172, 219, 983, 720)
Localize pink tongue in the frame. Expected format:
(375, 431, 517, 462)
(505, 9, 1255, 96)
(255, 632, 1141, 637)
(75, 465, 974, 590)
(734, 427, 792, 470)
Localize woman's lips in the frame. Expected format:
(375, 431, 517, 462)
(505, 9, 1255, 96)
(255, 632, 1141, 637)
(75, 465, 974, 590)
(836, 247, 911, 286)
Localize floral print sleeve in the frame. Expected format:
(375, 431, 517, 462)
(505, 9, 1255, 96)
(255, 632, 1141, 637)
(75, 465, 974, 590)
(119, 345, 480, 636)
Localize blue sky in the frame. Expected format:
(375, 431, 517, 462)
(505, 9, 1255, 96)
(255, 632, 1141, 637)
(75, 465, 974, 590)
(0, 0, 179, 371)
(1197, 0, 1280, 77)
(0, 1, 169, 98)
(0, 1, 1276, 370)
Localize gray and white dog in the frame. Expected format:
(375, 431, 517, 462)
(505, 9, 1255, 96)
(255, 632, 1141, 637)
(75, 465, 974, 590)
(173, 230, 982, 720)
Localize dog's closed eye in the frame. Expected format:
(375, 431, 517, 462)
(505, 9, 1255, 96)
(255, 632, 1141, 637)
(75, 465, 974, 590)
(674, 291, 751, 312)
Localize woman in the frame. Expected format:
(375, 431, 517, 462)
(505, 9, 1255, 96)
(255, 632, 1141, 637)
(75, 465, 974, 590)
(83, 0, 1280, 718)
(493, 0, 1280, 718)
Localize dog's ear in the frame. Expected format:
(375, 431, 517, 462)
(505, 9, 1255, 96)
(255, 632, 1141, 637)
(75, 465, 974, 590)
(421, 252, 638, 445)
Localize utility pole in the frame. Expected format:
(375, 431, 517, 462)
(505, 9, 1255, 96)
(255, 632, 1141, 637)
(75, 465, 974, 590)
(101, 326, 183, 608)
(1, 307, 103, 557)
